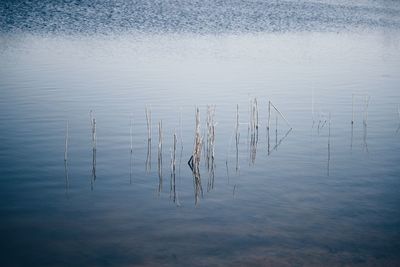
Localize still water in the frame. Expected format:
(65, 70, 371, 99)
(1, 0, 400, 266)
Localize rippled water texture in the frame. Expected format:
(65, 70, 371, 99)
(1, 1, 400, 266)
(1, 0, 400, 34)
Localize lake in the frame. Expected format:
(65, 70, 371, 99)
(1, 0, 400, 266)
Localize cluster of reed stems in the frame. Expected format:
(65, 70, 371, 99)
(66, 96, 400, 193)
(190, 107, 203, 205)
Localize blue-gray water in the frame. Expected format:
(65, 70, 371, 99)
(1, 1, 400, 266)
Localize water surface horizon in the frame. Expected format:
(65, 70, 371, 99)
(1, 1, 400, 266)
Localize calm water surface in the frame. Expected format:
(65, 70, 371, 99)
(1, 1, 400, 266)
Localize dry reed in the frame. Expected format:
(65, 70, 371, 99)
(158, 120, 163, 194)
(64, 120, 68, 162)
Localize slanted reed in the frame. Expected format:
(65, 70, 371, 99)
(267, 101, 292, 155)
(268, 101, 291, 129)
(317, 112, 327, 134)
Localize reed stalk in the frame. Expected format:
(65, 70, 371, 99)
(190, 107, 203, 205)
(312, 89, 315, 123)
(267, 101, 271, 130)
(158, 120, 163, 194)
(206, 105, 216, 171)
(398, 104, 400, 121)
(145, 105, 151, 141)
(130, 116, 133, 153)
(64, 120, 68, 162)
(235, 104, 240, 173)
(351, 94, 354, 124)
(170, 130, 179, 205)
(89, 110, 97, 150)
(328, 112, 331, 176)
(363, 95, 370, 125)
